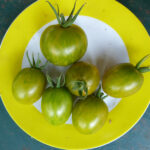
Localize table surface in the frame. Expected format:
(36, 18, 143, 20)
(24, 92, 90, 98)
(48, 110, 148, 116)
(0, 0, 150, 150)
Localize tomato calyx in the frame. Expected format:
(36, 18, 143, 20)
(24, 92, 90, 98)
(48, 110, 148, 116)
(46, 0, 86, 28)
(96, 85, 108, 100)
(46, 74, 65, 88)
(135, 54, 150, 73)
(26, 52, 48, 69)
(71, 80, 88, 98)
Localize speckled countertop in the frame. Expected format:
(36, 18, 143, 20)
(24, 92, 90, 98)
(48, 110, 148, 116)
(0, 0, 150, 150)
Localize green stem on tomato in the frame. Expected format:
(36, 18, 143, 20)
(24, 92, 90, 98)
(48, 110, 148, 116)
(56, 73, 65, 88)
(46, 73, 65, 88)
(96, 85, 108, 100)
(135, 54, 150, 73)
(46, 74, 54, 88)
(26, 51, 48, 69)
(46, 0, 86, 28)
(46, 1, 61, 24)
(71, 80, 88, 97)
(137, 66, 150, 73)
(66, 0, 77, 22)
(26, 51, 33, 67)
(62, 2, 86, 28)
(60, 13, 66, 24)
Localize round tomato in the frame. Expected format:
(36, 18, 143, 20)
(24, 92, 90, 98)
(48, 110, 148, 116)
(12, 68, 46, 104)
(72, 95, 108, 134)
(41, 87, 73, 125)
(102, 55, 150, 98)
(66, 62, 100, 96)
(40, 1, 87, 66)
(40, 24, 87, 66)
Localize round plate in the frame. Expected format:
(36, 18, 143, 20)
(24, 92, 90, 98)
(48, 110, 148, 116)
(0, 0, 150, 149)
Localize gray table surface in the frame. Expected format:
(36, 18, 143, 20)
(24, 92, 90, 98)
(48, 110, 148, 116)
(0, 0, 150, 150)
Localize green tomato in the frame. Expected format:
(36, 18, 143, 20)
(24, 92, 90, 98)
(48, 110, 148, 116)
(102, 63, 144, 98)
(40, 24, 87, 66)
(66, 62, 100, 96)
(72, 95, 108, 134)
(12, 68, 46, 104)
(41, 87, 73, 125)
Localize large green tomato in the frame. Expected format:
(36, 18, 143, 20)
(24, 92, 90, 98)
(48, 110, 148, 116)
(66, 62, 100, 96)
(41, 87, 73, 125)
(40, 24, 87, 66)
(72, 95, 108, 134)
(102, 63, 144, 98)
(12, 68, 46, 104)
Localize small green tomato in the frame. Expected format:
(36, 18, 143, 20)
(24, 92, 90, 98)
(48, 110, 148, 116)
(40, 1, 87, 66)
(66, 61, 100, 97)
(12, 52, 47, 104)
(72, 86, 108, 134)
(102, 54, 150, 98)
(41, 74, 73, 126)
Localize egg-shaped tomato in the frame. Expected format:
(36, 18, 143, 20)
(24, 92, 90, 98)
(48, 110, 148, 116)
(41, 74, 73, 125)
(40, 1, 87, 66)
(41, 87, 73, 125)
(66, 61, 100, 96)
(12, 53, 46, 104)
(102, 54, 150, 98)
(72, 94, 108, 134)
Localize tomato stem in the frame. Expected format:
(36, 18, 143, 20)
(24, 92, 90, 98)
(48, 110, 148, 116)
(66, 0, 77, 23)
(32, 53, 36, 67)
(46, 1, 61, 24)
(96, 85, 108, 100)
(26, 51, 33, 67)
(46, 73, 65, 88)
(71, 80, 88, 97)
(56, 73, 65, 88)
(137, 66, 150, 73)
(26, 51, 48, 69)
(46, 74, 54, 88)
(136, 54, 150, 73)
(56, 4, 60, 17)
(62, 2, 86, 28)
(60, 13, 65, 24)
(46, 0, 86, 28)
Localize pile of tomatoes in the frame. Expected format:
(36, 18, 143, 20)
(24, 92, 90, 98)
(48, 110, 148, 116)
(12, 1, 150, 134)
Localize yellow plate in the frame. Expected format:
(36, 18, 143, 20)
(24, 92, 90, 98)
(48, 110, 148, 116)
(0, 0, 150, 149)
